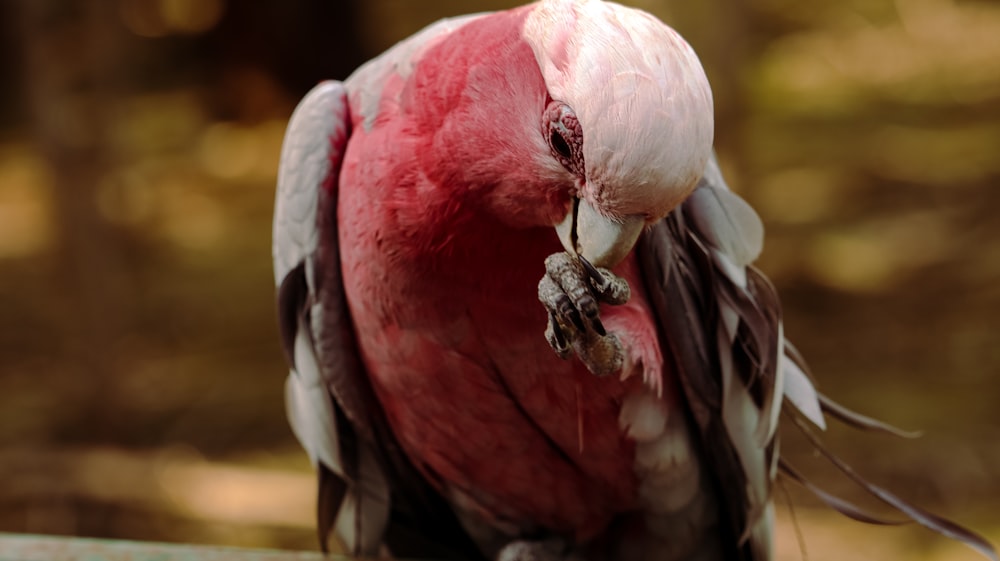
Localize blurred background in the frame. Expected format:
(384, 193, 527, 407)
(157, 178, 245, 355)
(0, 0, 997, 559)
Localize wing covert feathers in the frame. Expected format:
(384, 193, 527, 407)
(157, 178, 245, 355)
(274, 81, 390, 555)
(273, 81, 348, 287)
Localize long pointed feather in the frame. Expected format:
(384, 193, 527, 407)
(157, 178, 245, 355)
(317, 463, 347, 553)
(818, 393, 923, 439)
(791, 416, 999, 561)
(719, 324, 768, 521)
(780, 354, 826, 430)
(285, 326, 341, 471)
(757, 321, 785, 444)
(779, 460, 907, 526)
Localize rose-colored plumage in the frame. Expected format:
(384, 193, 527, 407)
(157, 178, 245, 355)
(339, 5, 667, 537)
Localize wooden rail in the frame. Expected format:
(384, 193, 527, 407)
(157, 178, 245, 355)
(0, 534, 329, 561)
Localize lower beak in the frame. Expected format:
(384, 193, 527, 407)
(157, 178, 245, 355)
(555, 198, 645, 268)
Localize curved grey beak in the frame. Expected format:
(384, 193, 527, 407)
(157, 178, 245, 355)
(555, 198, 645, 268)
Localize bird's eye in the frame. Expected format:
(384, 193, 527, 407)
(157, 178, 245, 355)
(543, 101, 583, 176)
(550, 131, 572, 160)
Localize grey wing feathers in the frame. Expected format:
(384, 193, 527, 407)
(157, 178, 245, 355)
(638, 154, 997, 561)
(274, 82, 487, 560)
(637, 154, 785, 560)
(273, 81, 390, 555)
(273, 82, 345, 287)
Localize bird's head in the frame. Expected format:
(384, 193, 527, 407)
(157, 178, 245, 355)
(523, 0, 714, 267)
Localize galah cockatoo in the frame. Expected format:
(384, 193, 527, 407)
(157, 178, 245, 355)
(273, 1, 997, 560)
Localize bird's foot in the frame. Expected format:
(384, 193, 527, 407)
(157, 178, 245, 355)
(538, 252, 630, 376)
(496, 539, 584, 561)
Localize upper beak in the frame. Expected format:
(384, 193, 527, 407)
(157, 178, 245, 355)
(555, 198, 645, 268)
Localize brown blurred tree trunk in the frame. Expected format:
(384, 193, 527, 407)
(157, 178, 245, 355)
(15, 1, 130, 437)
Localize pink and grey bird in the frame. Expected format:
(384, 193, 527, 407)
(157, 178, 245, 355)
(272, 1, 997, 559)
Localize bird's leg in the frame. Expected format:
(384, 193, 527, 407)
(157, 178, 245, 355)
(538, 252, 630, 376)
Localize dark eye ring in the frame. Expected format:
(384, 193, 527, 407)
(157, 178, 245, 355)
(542, 101, 582, 175)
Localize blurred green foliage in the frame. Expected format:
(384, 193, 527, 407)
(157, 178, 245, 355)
(0, 0, 996, 558)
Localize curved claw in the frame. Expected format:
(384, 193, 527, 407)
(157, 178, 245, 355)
(579, 255, 607, 291)
(590, 315, 606, 336)
(576, 254, 631, 306)
(555, 295, 585, 332)
(546, 311, 571, 359)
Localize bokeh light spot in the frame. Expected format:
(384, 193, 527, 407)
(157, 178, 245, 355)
(0, 146, 56, 259)
(160, 0, 226, 35)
